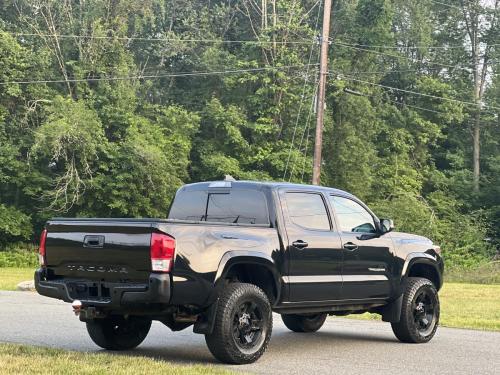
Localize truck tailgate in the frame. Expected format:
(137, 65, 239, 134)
(45, 219, 157, 282)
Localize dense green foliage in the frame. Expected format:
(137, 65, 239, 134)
(0, 0, 498, 268)
(0, 245, 37, 268)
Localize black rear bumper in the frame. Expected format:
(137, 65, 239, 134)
(34, 269, 171, 308)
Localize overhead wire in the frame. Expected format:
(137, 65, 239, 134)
(428, 0, 463, 11)
(10, 32, 313, 45)
(282, 0, 323, 181)
(333, 42, 472, 72)
(334, 41, 500, 50)
(0, 64, 319, 86)
(299, 80, 320, 183)
(331, 71, 500, 112)
(289, 76, 319, 182)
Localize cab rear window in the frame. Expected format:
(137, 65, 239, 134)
(168, 189, 269, 225)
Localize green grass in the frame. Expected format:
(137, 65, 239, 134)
(445, 262, 500, 284)
(0, 343, 232, 375)
(347, 282, 500, 331)
(439, 282, 500, 330)
(0, 267, 35, 290)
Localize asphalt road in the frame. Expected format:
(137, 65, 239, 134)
(1, 291, 499, 375)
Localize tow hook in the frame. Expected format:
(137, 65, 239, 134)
(72, 300, 83, 316)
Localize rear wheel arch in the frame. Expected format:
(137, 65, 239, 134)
(215, 252, 282, 306)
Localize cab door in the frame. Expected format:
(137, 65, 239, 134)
(328, 194, 394, 300)
(280, 190, 343, 302)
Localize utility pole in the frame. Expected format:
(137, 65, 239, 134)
(312, 0, 332, 185)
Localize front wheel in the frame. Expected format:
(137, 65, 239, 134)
(281, 313, 327, 332)
(205, 283, 272, 364)
(86, 316, 151, 350)
(391, 277, 440, 343)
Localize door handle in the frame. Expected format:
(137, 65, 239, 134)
(292, 240, 309, 249)
(343, 242, 358, 251)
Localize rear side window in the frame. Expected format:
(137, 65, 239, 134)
(168, 190, 208, 221)
(285, 192, 330, 230)
(168, 189, 269, 225)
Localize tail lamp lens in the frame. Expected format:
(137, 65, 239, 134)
(39, 229, 47, 266)
(150, 233, 175, 272)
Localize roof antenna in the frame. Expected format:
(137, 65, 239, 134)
(224, 174, 236, 181)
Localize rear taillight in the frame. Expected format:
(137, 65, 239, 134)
(150, 232, 175, 272)
(39, 229, 47, 266)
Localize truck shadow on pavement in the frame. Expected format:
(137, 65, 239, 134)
(113, 330, 398, 366)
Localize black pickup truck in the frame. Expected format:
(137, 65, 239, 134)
(35, 180, 444, 364)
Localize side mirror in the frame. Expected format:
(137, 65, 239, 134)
(380, 218, 394, 233)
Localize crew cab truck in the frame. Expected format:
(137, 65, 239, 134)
(35, 180, 444, 364)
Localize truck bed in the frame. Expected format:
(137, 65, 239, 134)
(41, 217, 280, 308)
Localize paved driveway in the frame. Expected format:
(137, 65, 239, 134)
(0, 291, 498, 374)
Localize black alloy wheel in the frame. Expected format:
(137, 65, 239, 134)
(413, 288, 438, 336)
(391, 277, 440, 343)
(232, 301, 267, 353)
(205, 282, 272, 364)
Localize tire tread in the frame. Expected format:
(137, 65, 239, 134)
(391, 277, 439, 343)
(205, 283, 272, 364)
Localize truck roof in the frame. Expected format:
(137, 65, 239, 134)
(180, 180, 355, 198)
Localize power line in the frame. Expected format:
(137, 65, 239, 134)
(296, 80, 319, 183)
(335, 41, 500, 50)
(333, 42, 471, 72)
(343, 88, 500, 130)
(10, 32, 312, 45)
(283, 0, 323, 181)
(428, 0, 463, 11)
(332, 72, 500, 112)
(0, 64, 318, 86)
(342, 67, 443, 75)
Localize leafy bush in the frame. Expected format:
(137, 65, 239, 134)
(0, 244, 38, 268)
(0, 205, 32, 246)
(371, 192, 496, 269)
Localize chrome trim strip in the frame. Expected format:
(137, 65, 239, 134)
(282, 274, 388, 283)
(368, 267, 386, 272)
(282, 275, 342, 283)
(172, 276, 188, 282)
(343, 275, 388, 282)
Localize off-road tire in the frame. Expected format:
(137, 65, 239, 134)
(205, 283, 272, 364)
(391, 277, 440, 343)
(86, 316, 151, 350)
(281, 313, 327, 332)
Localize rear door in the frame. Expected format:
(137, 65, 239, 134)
(280, 190, 343, 302)
(328, 195, 394, 300)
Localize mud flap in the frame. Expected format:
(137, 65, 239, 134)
(193, 299, 219, 334)
(379, 295, 403, 323)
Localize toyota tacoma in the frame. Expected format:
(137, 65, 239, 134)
(35, 180, 444, 364)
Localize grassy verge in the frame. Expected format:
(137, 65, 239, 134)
(445, 262, 500, 284)
(347, 282, 500, 331)
(0, 267, 35, 290)
(0, 343, 231, 375)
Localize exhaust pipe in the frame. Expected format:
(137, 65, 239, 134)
(72, 300, 83, 316)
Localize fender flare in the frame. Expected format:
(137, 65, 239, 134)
(214, 250, 283, 304)
(401, 252, 443, 290)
